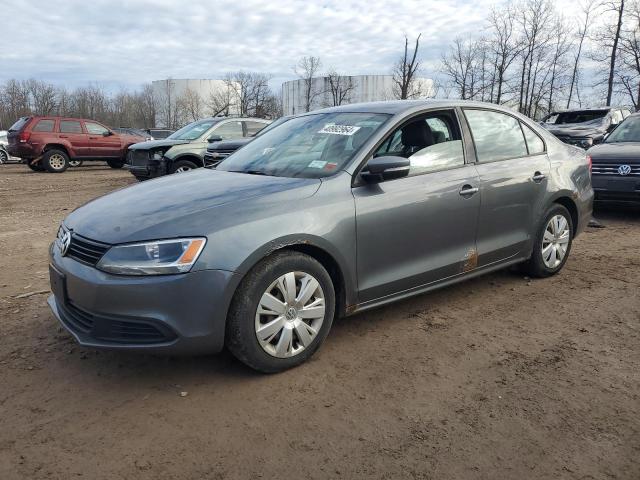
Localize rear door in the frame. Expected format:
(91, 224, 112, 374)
(85, 121, 121, 158)
(244, 120, 270, 137)
(59, 120, 90, 157)
(353, 109, 481, 303)
(462, 108, 550, 266)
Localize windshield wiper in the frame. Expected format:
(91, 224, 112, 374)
(228, 169, 268, 176)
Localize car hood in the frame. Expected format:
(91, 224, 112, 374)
(587, 142, 640, 162)
(207, 138, 251, 151)
(64, 169, 321, 244)
(128, 138, 191, 150)
(545, 121, 608, 138)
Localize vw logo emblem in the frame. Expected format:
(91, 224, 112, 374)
(57, 227, 72, 256)
(618, 164, 632, 176)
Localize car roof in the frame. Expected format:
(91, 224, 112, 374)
(306, 99, 525, 116)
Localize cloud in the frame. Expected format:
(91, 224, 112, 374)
(0, 0, 600, 92)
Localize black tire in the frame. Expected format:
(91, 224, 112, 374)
(69, 159, 83, 167)
(226, 251, 336, 373)
(522, 204, 574, 278)
(134, 175, 148, 182)
(26, 161, 46, 172)
(42, 149, 69, 173)
(0, 149, 7, 164)
(107, 159, 124, 169)
(170, 159, 198, 174)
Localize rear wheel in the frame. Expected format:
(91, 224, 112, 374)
(26, 161, 46, 172)
(226, 251, 335, 373)
(42, 149, 69, 173)
(107, 159, 124, 169)
(69, 159, 83, 167)
(0, 149, 7, 164)
(170, 159, 198, 174)
(522, 204, 573, 278)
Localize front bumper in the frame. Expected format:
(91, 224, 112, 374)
(48, 246, 241, 355)
(592, 176, 640, 203)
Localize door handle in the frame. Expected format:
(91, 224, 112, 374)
(459, 185, 479, 196)
(59, 135, 69, 138)
(532, 172, 546, 183)
(89, 136, 99, 140)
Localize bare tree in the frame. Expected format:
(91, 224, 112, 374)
(392, 34, 422, 99)
(616, 0, 640, 108)
(567, 1, 596, 107)
(228, 71, 273, 116)
(325, 70, 356, 106)
(294, 56, 322, 112)
(487, 5, 522, 104)
(156, 78, 177, 128)
(606, 0, 626, 105)
(178, 87, 204, 122)
(441, 37, 486, 100)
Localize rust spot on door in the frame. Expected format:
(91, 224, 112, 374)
(462, 248, 478, 272)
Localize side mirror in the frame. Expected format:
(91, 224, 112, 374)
(361, 155, 410, 183)
(103, 130, 112, 137)
(207, 135, 223, 143)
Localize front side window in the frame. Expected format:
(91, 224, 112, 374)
(59, 120, 82, 134)
(85, 122, 109, 135)
(168, 120, 220, 140)
(521, 122, 545, 155)
(217, 112, 389, 178)
(245, 121, 269, 137)
(213, 121, 244, 140)
(464, 109, 527, 162)
(32, 119, 55, 132)
(373, 110, 465, 176)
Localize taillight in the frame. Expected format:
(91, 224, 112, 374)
(586, 155, 592, 175)
(18, 131, 31, 143)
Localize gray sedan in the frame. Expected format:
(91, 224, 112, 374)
(48, 100, 593, 372)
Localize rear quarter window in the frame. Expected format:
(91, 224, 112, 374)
(32, 119, 55, 132)
(521, 122, 545, 155)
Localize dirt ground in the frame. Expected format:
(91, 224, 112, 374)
(0, 163, 639, 480)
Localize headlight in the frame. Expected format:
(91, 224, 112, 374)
(153, 151, 164, 160)
(96, 238, 206, 275)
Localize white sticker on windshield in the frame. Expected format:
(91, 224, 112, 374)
(308, 160, 327, 169)
(318, 124, 361, 136)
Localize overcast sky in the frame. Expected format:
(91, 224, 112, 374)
(2, 0, 580, 92)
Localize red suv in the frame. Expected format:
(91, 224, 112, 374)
(7, 116, 144, 173)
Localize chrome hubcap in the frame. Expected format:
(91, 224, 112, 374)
(49, 154, 65, 170)
(255, 271, 325, 358)
(542, 214, 570, 269)
(175, 166, 191, 173)
(0, 151, 6, 163)
(69, 160, 81, 167)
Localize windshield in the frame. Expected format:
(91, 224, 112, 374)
(551, 110, 608, 125)
(168, 119, 219, 140)
(217, 112, 390, 178)
(605, 116, 640, 143)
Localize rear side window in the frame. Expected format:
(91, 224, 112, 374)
(464, 109, 527, 162)
(32, 120, 55, 132)
(521, 122, 545, 155)
(85, 122, 109, 135)
(245, 121, 268, 137)
(213, 121, 244, 140)
(9, 117, 30, 132)
(60, 121, 83, 133)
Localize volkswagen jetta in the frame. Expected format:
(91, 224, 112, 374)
(48, 100, 593, 372)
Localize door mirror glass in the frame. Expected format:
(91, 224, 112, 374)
(207, 135, 223, 143)
(362, 155, 410, 183)
(102, 130, 112, 137)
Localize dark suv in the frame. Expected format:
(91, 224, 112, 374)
(7, 116, 143, 173)
(541, 107, 631, 149)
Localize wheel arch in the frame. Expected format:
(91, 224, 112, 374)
(550, 194, 579, 237)
(234, 236, 355, 319)
(43, 143, 72, 158)
(170, 154, 204, 168)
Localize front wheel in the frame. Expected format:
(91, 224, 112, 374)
(226, 251, 335, 373)
(107, 159, 124, 169)
(522, 204, 573, 278)
(170, 159, 198, 174)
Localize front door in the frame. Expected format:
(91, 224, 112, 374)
(462, 108, 551, 266)
(353, 110, 481, 304)
(85, 121, 121, 158)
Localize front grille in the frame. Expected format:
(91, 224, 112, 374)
(592, 162, 640, 176)
(59, 302, 176, 344)
(127, 150, 151, 166)
(67, 234, 110, 266)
